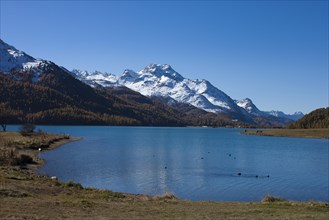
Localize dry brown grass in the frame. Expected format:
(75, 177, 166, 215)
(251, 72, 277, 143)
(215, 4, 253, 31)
(241, 128, 329, 139)
(0, 131, 75, 166)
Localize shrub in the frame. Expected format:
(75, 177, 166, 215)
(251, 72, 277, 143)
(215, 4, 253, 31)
(37, 129, 45, 134)
(65, 180, 83, 189)
(19, 154, 34, 165)
(0, 139, 15, 148)
(28, 140, 41, 149)
(0, 148, 34, 166)
(109, 191, 125, 199)
(155, 191, 177, 200)
(261, 195, 285, 203)
(0, 148, 19, 166)
(162, 191, 177, 199)
(19, 124, 36, 136)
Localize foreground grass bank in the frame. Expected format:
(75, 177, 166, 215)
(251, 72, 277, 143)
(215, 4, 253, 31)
(1, 131, 328, 219)
(241, 128, 329, 139)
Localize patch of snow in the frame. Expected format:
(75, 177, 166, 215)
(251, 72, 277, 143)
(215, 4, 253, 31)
(235, 98, 265, 116)
(71, 69, 119, 87)
(0, 39, 50, 82)
(264, 110, 304, 121)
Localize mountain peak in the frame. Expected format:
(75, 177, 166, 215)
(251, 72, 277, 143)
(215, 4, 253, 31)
(71, 69, 89, 77)
(140, 64, 172, 73)
(235, 98, 264, 116)
(0, 39, 54, 83)
(139, 64, 184, 82)
(121, 69, 138, 80)
(0, 39, 36, 72)
(293, 111, 304, 116)
(264, 110, 304, 121)
(242, 98, 252, 103)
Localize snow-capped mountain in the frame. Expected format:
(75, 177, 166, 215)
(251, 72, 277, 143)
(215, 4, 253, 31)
(72, 64, 247, 115)
(72, 65, 305, 121)
(0, 39, 54, 82)
(1, 39, 192, 126)
(235, 98, 266, 116)
(236, 98, 304, 121)
(0, 39, 304, 127)
(265, 111, 304, 121)
(0, 39, 302, 124)
(71, 69, 119, 87)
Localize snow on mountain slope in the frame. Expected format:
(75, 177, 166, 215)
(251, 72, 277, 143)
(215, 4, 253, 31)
(265, 110, 304, 121)
(235, 98, 266, 116)
(236, 99, 304, 121)
(0, 39, 53, 82)
(72, 64, 246, 114)
(71, 69, 119, 87)
(73, 64, 303, 119)
(120, 64, 250, 114)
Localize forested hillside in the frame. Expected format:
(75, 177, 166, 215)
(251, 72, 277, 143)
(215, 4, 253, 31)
(0, 71, 244, 127)
(0, 71, 184, 126)
(287, 108, 329, 129)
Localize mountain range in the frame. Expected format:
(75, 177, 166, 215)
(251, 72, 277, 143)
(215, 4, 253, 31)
(0, 39, 303, 127)
(71, 65, 303, 121)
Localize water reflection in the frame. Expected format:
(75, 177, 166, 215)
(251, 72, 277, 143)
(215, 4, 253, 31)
(27, 126, 329, 202)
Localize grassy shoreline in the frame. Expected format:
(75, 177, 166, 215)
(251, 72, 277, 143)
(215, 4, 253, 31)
(1, 131, 328, 219)
(241, 128, 329, 139)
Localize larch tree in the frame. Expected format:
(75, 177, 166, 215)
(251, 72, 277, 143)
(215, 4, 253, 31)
(0, 103, 9, 132)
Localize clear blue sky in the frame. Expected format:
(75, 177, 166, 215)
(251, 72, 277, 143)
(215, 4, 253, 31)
(1, 0, 328, 114)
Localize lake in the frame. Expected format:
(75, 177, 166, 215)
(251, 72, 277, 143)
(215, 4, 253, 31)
(10, 126, 328, 202)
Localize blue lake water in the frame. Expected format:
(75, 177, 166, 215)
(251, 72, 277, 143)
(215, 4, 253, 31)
(8, 126, 328, 202)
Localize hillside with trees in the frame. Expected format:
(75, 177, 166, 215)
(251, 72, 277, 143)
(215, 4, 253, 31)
(0, 70, 183, 126)
(0, 64, 294, 128)
(287, 108, 329, 129)
(0, 70, 245, 127)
